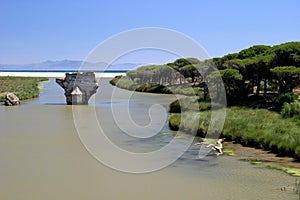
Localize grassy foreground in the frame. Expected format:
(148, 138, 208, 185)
(0, 77, 48, 102)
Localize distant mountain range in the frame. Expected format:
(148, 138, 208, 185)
(0, 60, 143, 71)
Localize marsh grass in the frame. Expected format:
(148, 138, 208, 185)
(0, 77, 48, 102)
(169, 106, 300, 159)
(223, 107, 300, 159)
(169, 111, 211, 137)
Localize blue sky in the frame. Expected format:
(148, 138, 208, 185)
(1, 0, 300, 65)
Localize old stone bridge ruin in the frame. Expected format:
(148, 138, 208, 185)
(56, 72, 99, 105)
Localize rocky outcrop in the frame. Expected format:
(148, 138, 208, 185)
(56, 72, 99, 105)
(5, 93, 20, 106)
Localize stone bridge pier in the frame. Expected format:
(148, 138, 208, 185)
(56, 72, 99, 105)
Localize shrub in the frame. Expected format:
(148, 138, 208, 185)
(169, 114, 181, 131)
(109, 75, 122, 86)
(272, 92, 298, 111)
(281, 101, 300, 119)
(136, 84, 172, 94)
(169, 97, 211, 113)
(169, 99, 181, 113)
(290, 101, 300, 117)
(281, 102, 291, 118)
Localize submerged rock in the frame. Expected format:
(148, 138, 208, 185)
(56, 72, 99, 105)
(5, 93, 20, 106)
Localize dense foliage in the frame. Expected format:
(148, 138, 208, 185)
(213, 42, 300, 103)
(111, 41, 300, 159)
(272, 92, 298, 111)
(0, 77, 48, 102)
(281, 101, 300, 119)
(113, 41, 300, 107)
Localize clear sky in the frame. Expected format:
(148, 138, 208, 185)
(1, 0, 300, 64)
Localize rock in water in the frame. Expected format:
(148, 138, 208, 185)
(5, 93, 20, 106)
(56, 72, 99, 105)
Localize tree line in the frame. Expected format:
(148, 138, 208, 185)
(113, 41, 300, 107)
(213, 42, 300, 103)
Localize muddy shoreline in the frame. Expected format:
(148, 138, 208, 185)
(226, 142, 300, 169)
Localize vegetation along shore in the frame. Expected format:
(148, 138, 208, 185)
(111, 41, 300, 161)
(0, 77, 48, 103)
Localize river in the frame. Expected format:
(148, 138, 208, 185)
(0, 78, 297, 199)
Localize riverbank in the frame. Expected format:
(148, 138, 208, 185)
(170, 106, 300, 160)
(0, 77, 48, 102)
(226, 142, 300, 174)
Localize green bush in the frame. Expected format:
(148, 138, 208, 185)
(136, 84, 172, 94)
(169, 114, 181, 130)
(169, 97, 211, 113)
(272, 92, 298, 111)
(109, 75, 122, 86)
(290, 101, 300, 117)
(281, 102, 291, 118)
(116, 76, 135, 90)
(281, 101, 300, 119)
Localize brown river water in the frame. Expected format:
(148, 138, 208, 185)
(0, 78, 298, 200)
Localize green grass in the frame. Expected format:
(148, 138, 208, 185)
(169, 106, 300, 159)
(0, 77, 48, 102)
(223, 107, 300, 159)
(169, 111, 211, 137)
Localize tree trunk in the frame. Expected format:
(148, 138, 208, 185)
(263, 78, 267, 99)
(256, 79, 261, 96)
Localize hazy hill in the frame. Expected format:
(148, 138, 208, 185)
(0, 60, 142, 71)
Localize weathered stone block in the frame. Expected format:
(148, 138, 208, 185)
(56, 72, 99, 105)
